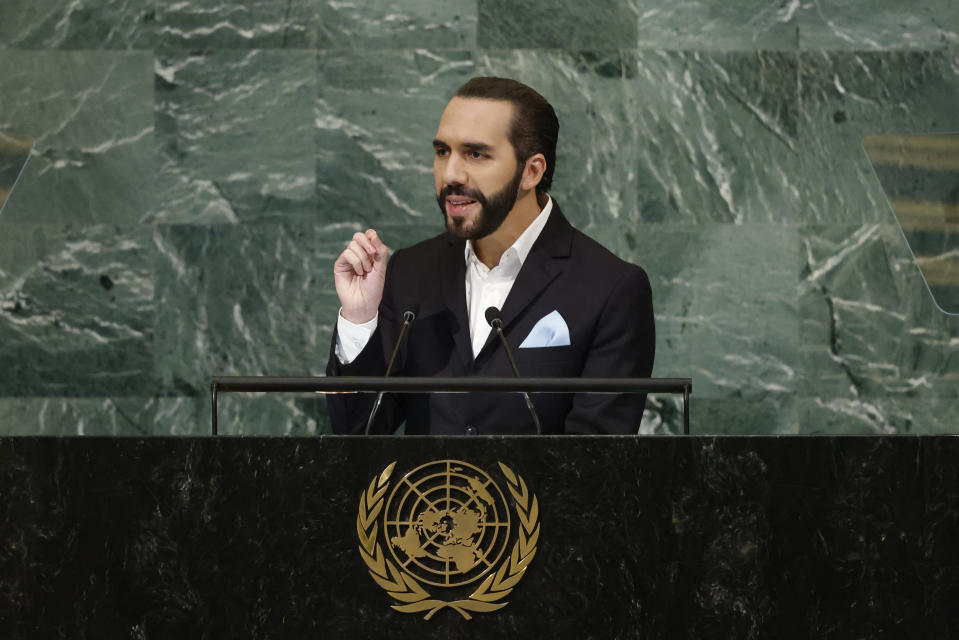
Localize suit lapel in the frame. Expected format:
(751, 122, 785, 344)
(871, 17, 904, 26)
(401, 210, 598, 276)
(439, 235, 474, 369)
(477, 203, 574, 358)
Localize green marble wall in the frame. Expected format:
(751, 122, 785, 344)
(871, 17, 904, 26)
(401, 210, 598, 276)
(1, 0, 957, 435)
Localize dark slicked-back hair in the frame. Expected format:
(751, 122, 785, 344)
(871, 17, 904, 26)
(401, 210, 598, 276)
(454, 77, 559, 194)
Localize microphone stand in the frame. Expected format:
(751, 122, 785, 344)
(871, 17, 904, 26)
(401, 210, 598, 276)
(365, 310, 414, 434)
(486, 307, 543, 435)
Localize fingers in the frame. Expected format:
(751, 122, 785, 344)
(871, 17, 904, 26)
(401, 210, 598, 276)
(339, 245, 370, 276)
(335, 230, 388, 276)
(353, 229, 389, 269)
(334, 233, 371, 276)
(333, 229, 388, 323)
(366, 229, 390, 262)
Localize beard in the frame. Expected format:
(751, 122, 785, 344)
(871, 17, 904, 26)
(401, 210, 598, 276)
(436, 165, 524, 240)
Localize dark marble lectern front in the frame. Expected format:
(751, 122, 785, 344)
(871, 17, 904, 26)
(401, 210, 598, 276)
(1, 436, 956, 638)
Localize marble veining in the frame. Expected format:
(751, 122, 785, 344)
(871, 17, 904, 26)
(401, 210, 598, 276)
(0, 51, 156, 226)
(0, 2, 957, 435)
(0, 133, 33, 216)
(150, 49, 316, 224)
(0, 225, 156, 397)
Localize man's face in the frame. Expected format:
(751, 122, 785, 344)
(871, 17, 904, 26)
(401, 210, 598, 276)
(433, 97, 524, 240)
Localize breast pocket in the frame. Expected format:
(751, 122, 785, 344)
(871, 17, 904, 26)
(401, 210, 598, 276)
(514, 345, 580, 374)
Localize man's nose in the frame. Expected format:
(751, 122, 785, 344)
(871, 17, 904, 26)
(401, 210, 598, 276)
(443, 153, 467, 185)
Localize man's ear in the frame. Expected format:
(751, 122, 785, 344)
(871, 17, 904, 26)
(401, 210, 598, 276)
(522, 153, 547, 191)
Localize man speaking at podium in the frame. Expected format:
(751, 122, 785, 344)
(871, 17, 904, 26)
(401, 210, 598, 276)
(326, 77, 655, 435)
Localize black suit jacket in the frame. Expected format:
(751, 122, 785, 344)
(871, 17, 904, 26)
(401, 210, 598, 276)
(326, 203, 655, 435)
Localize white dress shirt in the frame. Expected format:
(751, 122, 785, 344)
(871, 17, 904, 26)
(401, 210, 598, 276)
(335, 196, 554, 363)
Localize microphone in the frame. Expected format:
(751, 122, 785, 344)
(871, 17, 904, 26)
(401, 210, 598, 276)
(365, 309, 415, 434)
(485, 306, 542, 435)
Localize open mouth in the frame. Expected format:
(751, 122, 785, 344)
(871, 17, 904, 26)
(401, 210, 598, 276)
(446, 197, 477, 216)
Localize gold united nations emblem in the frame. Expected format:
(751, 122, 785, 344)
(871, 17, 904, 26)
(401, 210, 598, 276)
(356, 459, 540, 620)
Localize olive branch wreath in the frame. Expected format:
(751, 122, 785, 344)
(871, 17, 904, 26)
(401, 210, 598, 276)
(356, 461, 540, 620)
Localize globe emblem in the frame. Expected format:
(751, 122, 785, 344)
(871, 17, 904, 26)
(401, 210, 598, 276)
(383, 460, 512, 588)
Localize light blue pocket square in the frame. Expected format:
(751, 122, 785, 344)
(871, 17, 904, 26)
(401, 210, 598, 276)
(519, 310, 571, 348)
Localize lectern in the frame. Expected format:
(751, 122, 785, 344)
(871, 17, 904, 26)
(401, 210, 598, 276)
(1, 376, 955, 637)
(1, 436, 956, 637)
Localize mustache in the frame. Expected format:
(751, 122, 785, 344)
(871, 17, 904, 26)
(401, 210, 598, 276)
(438, 184, 485, 202)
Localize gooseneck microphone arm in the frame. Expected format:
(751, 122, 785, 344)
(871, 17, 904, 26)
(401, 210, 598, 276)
(365, 309, 415, 435)
(485, 306, 543, 435)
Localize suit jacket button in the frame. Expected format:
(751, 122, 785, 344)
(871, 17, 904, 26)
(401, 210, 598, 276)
(465, 425, 476, 435)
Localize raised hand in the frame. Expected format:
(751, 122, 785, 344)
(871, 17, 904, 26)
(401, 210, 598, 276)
(333, 229, 390, 324)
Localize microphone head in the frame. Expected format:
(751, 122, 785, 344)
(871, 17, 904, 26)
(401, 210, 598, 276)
(485, 306, 502, 328)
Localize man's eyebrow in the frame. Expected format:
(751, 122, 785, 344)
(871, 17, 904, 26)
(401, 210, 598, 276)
(461, 141, 494, 153)
(432, 138, 494, 154)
